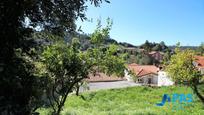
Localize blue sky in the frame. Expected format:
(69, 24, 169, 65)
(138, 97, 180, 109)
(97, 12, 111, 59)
(76, 0, 204, 46)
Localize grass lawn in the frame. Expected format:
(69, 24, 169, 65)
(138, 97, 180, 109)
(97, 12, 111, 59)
(38, 86, 204, 115)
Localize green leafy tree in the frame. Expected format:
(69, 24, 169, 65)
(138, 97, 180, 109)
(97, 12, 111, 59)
(159, 41, 168, 51)
(140, 40, 152, 51)
(39, 20, 126, 114)
(165, 46, 204, 104)
(0, 0, 109, 114)
(89, 18, 113, 73)
(162, 49, 171, 65)
(127, 69, 138, 83)
(91, 18, 112, 46)
(102, 44, 127, 76)
(40, 41, 92, 115)
(140, 40, 169, 52)
(152, 44, 162, 51)
(135, 53, 153, 65)
(196, 42, 204, 55)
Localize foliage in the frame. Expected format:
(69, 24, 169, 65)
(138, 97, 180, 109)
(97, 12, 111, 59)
(165, 48, 199, 83)
(139, 54, 154, 65)
(32, 31, 63, 42)
(1, 0, 109, 55)
(102, 44, 127, 77)
(88, 19, 126, 77)
(39, 41, 92, 114)
(165, 46, 204, 104)
(162, 49, 172, 64)
(132, 53, 154, 65)
(38, 86, 204, 115)
(196, 42, 204, 56)
(119, 42, 137, 48)
(0, 49, 46, 114)
(36, 19, 126, 114)
(90, 18, 112, 46)
(140, 40, 169, 52)
(0, 0, 108, 114)
(65, 32, 136, 51)
(128, 69, 138, 82)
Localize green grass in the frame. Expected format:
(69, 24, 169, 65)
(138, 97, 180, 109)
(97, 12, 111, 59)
(38, 86, 204, 115)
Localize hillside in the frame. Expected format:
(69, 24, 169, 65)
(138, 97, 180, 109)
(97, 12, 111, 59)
(32, 31, 200, 65)
(38, 86, 204, 115)
(168, 46, 199, 51)
(67, 33, 137, 50)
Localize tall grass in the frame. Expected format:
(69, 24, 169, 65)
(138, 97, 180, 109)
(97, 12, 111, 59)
(38, 86, 204, 115)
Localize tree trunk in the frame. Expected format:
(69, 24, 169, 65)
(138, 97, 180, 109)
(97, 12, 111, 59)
(52, 78, 84, 115)
(192, 84, 204, 104)
(55, 105, 63, 115)
(76, 85, 80, 96)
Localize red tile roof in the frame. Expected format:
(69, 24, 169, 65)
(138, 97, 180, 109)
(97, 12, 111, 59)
(148, 51, 164, 55)
(148, 51, 158, 55)
(128, 64, 159, 77)
(86, 73, 125, 82)
(194, 56, 204, 68)
(129, 63, 139, 66)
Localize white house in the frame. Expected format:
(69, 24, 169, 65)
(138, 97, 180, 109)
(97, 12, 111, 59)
(157, 71, 174, 86)
(125, 63, 174, 86)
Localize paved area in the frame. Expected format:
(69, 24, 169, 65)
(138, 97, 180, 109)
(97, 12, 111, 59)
(80, 81, 141, 92)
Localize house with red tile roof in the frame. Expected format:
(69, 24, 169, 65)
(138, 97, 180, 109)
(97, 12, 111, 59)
(125, 63, 174, 86)
(194, 56, 204, 75)
(148, 51, 164, 62)
(128, 63, 158, 77)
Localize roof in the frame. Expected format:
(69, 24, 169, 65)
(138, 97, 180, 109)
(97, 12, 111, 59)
(123, 47, 137, 50)
(128, 64, 159, 77)
(148, 51, 164, 55)
(86, 73, 125, 82)
(148, 51, 158, 55)
(194, 56, 204, 68)
(129, 63, 139, 66)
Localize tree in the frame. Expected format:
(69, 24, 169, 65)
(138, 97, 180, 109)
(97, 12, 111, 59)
(162, 49, 172, 65)
(165, 47, 204, 104)
(127, 69, 138, 83)
(140, 40, 152, 51)
(102, 44, 126, 76)
(135, 53, 153, 65)
(140, 40, 169, 52)
(152, 44, 162, 51)
(0, 0, 109, 114)
(38, 20, 126, 114)
(196, 42, 204, 55)
(140, 54, 153, 65)
(159, 41, 167, 51)
(89, 18, 113, 73)
(40, 41, 92, 115)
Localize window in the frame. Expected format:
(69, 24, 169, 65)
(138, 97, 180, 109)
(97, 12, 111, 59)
(148, 78, 152, 84)
(138, 79, 143, 83)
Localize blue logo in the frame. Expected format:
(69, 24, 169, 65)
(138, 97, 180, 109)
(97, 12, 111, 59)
(156, 93, 193, 110)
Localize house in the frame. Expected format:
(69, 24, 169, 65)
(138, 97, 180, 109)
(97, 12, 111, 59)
(157, 71, 174, 86)
(122, 47, 138, 55)
(194, 56, 204, 75)
(86, 73, 125, 82)
(125, 63, 174, 86)
(148, 51, 164, 62)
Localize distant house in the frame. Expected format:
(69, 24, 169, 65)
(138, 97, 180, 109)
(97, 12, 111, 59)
(122, 47, 138, 55)
(194, 56, 204, 75)
(148, 51, 164, 62)
(86, 73, 125, 82)
(125, 63, 174, 86)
